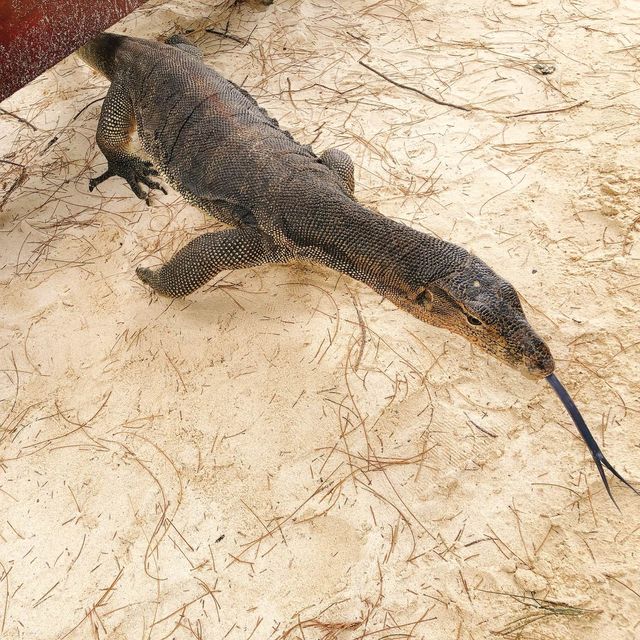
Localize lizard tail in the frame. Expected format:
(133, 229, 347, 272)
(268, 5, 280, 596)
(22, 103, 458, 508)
(77, 32, 126, 80)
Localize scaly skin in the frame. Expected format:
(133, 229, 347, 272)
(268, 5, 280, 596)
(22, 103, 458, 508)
(78, 33, 554, 380)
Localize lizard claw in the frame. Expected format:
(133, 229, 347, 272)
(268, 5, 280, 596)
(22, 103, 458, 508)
(89, 168, 114, 191)
(136, 265, 157, 287)
(89, 157, 166, 199)
(137, 264, 185, 298)
(137, 264, 173, 297)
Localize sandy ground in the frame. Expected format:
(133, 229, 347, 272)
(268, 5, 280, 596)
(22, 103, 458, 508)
(1, 1, 640, 638)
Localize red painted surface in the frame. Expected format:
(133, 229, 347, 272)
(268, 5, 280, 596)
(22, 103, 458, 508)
(0, 0, 147, 102)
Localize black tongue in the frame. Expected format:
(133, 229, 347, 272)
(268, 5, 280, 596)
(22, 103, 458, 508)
(546, 373, 639, 508)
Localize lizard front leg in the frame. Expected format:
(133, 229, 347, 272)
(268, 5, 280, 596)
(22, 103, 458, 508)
(137, 228, 290, 297)
(89, 82, 165, 199)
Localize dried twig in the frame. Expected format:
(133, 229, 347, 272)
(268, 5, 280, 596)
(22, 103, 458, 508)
(507, 99, 588, 118)
(205, 24, 256, 47)
(0, 107, 37, 130)
(0, 165, 27, 212)
(358, 59, 472, 112)
(358, 59, 587, 119)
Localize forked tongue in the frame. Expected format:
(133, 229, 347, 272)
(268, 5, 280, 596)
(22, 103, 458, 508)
(546, 373, 639, 508)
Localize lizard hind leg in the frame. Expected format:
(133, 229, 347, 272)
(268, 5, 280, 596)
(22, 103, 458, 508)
(165, 34, 204, 59)
(319, 148, 355, 197)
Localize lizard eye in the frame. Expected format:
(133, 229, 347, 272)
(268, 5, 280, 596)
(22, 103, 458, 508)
(466, 313, 482, 326)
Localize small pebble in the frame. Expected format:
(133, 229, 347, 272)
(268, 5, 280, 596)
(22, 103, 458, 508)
(534, 63, 556, 75)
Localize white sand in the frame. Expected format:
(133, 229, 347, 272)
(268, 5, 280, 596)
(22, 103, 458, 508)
(1, 1, 639, 638)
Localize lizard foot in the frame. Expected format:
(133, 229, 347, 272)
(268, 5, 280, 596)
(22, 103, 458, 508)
(137, 265, 160, 289)
(89, 157, 167, 200)
(136, 265, 175, 297)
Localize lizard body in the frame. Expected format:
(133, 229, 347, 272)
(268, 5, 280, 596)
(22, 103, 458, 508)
(78, 32, 553, 379)
(77, 32, 640, 503)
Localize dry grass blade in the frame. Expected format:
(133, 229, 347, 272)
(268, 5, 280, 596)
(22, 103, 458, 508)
(481, 590, 601, 637)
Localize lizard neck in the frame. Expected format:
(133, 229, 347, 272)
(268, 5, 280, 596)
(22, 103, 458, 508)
(299, 198, 468, 300)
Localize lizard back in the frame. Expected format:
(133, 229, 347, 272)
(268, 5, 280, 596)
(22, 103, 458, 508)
(108, 36, 347, 229)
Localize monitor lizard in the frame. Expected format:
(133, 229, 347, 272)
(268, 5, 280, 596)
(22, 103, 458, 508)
(78, 32, 637, 504)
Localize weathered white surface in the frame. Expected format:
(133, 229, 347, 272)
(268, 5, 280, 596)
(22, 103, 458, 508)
(1, 1, 639, 639)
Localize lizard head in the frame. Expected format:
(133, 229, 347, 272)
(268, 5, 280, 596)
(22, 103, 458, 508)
(400, 254, 554, 379)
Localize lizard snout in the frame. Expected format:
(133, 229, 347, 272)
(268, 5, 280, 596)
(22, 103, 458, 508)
(520, 333, 555, 379)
